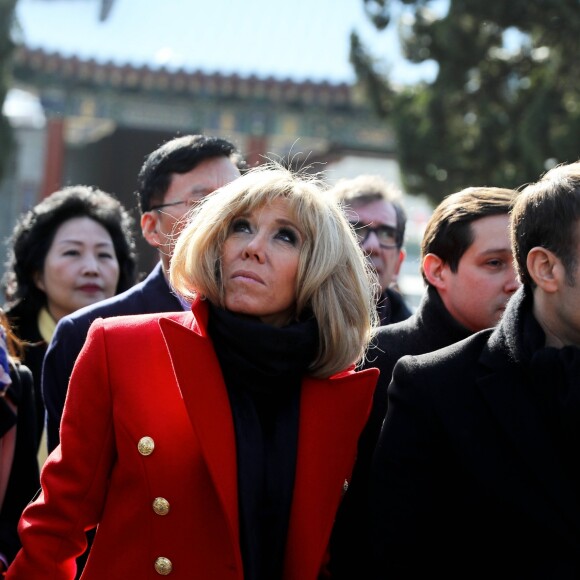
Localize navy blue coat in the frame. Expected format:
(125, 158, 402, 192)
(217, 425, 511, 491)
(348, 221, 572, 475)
(43, 263, 183, 451)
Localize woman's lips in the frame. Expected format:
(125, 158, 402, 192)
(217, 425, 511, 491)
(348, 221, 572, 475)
(77, 284, 103, 293)
(231, 270, 265, 284)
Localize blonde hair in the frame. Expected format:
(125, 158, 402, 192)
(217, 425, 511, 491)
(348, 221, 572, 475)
(170, 164, 379, 378)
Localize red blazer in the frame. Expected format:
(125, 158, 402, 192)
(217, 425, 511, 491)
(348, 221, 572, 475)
(7, 300, 378, 579)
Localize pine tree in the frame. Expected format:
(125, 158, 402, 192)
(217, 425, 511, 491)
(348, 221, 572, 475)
(353, 0, 580, 204)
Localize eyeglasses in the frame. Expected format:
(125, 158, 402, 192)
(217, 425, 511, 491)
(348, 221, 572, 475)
(349, 222, 400, 249)
(149, 196, 204, 212)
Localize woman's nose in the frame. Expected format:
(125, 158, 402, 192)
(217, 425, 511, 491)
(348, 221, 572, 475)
(81, 254, 100, 275)
(242, 236, 266, 263)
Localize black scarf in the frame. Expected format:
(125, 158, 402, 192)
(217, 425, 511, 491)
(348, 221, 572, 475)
(508, 288, 580, 486)
(208, 304, 319, 580)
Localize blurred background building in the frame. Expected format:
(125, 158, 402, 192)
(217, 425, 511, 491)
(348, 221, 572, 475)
(1, 0, 435, 306)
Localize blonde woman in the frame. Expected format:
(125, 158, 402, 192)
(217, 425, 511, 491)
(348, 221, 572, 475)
(7, 166, 379, 580)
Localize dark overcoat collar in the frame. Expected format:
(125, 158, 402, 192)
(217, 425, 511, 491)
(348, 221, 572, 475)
(477, 286, 580, 541)
(414, 285, 472, 350)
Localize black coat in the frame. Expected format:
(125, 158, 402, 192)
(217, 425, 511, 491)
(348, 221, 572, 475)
(368, 285, 472, 433)
(0, 362, 39, 565)
(5, 302, 46, 447)
(371, 286, 580, 579)
(376, 287, 412, 326)
(329, 285, 472, 578)
(43, 262, 182, 451)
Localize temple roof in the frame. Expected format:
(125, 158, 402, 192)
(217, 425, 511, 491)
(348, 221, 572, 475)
(13, 46, 356, 108)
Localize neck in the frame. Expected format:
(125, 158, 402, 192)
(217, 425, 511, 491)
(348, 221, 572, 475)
(532, 291, 573, 348)
(160, 258, 171, 281)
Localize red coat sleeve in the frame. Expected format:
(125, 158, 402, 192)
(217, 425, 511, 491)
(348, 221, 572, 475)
(7, 319, 114, 579)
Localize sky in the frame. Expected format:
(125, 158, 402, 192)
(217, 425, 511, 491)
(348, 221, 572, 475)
(14, 0, 437, 85)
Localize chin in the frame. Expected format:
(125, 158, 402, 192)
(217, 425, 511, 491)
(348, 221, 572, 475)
(76, 296, 104, 310)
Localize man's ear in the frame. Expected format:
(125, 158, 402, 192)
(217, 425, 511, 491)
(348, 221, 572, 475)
(393, 248, 406, 277)
(141, 212, 161, 248)
(527, 247, 563, 293)
(422, 253, 447, 289)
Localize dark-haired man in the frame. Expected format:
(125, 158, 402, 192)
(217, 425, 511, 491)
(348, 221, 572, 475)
(372, 162, 580, 578)
(369, 186, 520, 408)
(43, 135, 244, 450)
(329, 185, 520, 578)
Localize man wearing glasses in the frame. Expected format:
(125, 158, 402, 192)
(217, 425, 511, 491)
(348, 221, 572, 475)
(331, 175, 411, 326)
(43, 135, 244, 452)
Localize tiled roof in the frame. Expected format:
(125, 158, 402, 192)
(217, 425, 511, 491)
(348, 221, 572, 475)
(13, 46, 355, 107)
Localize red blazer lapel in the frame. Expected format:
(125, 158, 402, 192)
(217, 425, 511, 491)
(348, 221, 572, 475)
(158, 303, 240, 559)
(284, 367, 379, 580)
(158, 301, 379, 579)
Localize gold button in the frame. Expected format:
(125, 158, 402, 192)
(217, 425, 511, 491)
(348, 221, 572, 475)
(155, 557, 173, 575)
(152, 497, 170, 516)
(343, 479, 349, 493)
(138, 436, 155, 456)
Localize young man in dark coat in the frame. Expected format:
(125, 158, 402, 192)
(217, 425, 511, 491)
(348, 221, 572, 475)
(371, 161, 580, 578)
(367, 186, 520, 433)
(42, 134, 244, 451)
(330, 175, 412, 325)
(329, 186, 520, 578)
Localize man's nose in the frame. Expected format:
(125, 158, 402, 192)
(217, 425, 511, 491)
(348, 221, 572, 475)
(362, 230, 381, 254)
(504, 262, 521, 293)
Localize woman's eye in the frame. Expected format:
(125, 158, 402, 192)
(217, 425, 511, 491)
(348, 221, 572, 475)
(62, 249, 80, 257)
(276, 228, 298, 245)
(98, 252, 114, 260)
(231, 218, 252, 234)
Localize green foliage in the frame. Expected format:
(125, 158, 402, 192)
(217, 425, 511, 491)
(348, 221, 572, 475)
(0, 0, 18, 185)
(353, 0, 580, 204)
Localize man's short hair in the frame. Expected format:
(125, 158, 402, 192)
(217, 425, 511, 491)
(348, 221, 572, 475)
(331, 175, 407, 247)
(136, 135, 246, 213)
(421, 187, 518, 285)
(512, 162, 580, 286)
